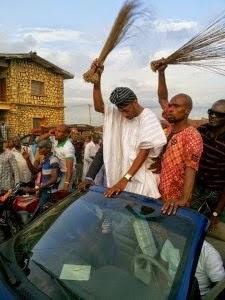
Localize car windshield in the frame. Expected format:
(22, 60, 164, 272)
(12, 189, 195, 300)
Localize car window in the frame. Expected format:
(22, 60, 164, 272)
(13, 191, 195, 300)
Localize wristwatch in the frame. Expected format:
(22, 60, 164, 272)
(212, 211, 219, 217)
(123, 173, 132, 182)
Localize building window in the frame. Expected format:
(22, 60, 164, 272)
(0, 78, 6, 101)
(33, 118, 42, 128)
(31, 80, 44, 96)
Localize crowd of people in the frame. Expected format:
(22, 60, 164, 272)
(0, 124, 102, 210)
(0, 57, 224, 296)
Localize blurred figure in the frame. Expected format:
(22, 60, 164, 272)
(11, 136, 32, 185)
(5, 139, 14, 153)
(0, 138, 19, 193)
(82, 134, 100, 180)
(38, 125, 76, 192)
(84, 134, 92, 147)
(79, 144, 104, 191)
(22, 139, 61, 209)
(0, 121, 8, 141)
(72, 134, 84, 186)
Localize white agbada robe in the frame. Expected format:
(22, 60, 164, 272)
(82, 141, 100, 179)
(103, 105, 167, 198)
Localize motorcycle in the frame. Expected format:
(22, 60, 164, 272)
(0, 184, 70, 242)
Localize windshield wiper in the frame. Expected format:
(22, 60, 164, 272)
(32, 259, 83, 300)
(0, 252, 20, 286)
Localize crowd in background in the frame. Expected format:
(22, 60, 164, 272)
(0, 126, 102, 210)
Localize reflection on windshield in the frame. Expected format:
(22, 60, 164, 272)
(14, 190, 194, 300)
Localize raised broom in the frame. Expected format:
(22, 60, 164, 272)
(151, 11, 225, 76)
(83, 0, 142, 84)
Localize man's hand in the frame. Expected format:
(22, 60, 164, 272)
(209, 215, 219, 232)
(91, 59, 104, 75)
(22, 147, 30, 161)
(151, 58, 167, 72)
(104, 178, 128, 198)
(78, 179, 94, 192)
(0, 189, 12, 203)
(161, 198, 190, 215)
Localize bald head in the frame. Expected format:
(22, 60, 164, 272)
(173, 93, 193, 111)
(211, 99, 225, 113)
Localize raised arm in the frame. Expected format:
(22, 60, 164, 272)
(158, 66, 169, 110)
(36, 128, 55, 143)
(92, 59, 105, 113)
(22, 149, 39, 175)
(151, 58, 169, 110)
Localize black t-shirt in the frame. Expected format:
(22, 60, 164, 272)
(197, 124, 225, 191)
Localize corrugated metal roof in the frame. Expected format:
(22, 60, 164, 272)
(0, 51, 74, 79)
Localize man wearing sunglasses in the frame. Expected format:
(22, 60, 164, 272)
(191, 100, 225, 231)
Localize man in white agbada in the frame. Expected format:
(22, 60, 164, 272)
(82, 135, 100, 180)
(92, 59, 167, 198)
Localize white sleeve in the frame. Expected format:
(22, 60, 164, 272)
(204, 241, 225, 283)
(139, 109, 167, 156)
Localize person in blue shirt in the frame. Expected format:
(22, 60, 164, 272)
(22, 139, 61, 210)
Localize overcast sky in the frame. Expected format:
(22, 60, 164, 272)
(0, 0, 225, 123)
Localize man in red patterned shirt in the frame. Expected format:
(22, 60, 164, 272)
(151, 59, 203, 215)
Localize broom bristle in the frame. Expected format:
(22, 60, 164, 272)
(83, 0, 142, 84)
(151, 11, 225, 76)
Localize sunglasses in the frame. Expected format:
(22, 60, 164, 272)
(208, 109, 225, 118)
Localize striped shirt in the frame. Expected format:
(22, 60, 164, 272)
(197, 124, 225, 191)
(41, 154, 60, 193)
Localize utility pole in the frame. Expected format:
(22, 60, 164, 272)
(88, 104, 92, 125)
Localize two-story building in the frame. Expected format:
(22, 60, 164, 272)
(0, 52, 74, 137)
